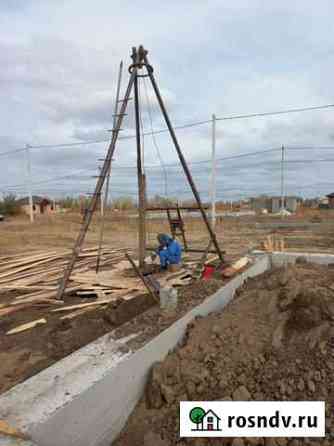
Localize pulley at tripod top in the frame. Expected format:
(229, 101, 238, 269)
(128, 45, 153, 77)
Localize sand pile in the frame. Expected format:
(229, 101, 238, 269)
(114, 262, 334, 446)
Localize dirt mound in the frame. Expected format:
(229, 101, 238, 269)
(114, 264, 334, 446)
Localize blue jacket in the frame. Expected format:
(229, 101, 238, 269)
(157, 236, 182, 264)
(165, 238, 182, 264)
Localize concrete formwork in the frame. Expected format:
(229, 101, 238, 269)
(0, 252, 333, 446)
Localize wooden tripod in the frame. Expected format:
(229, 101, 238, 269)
(56, 45, 224, 300)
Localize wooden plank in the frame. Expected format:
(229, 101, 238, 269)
(13, 285, 81, 301)
(0, 251, 69, 272)
(1, 285, 57, 291)
(6, 318, 47, 335)
(0, 262, 68, 284)
(205, 254, 219, 265)
(0, 251, 62, 271)
(70, 274, 144, 290)
(60, 307, 97, 320)
(0, 304, 33, 317)
(51, 299, 114, 312)
(11, 296, 63, 306)
(222, 256, 249, 278)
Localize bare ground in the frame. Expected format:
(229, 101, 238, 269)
(0, 209, 334, 395)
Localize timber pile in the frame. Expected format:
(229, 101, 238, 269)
(0, 248, 251, 335)
(0, 246, 136, 294)
(263, 234, 285, 252)
(0, 247, 146, 320)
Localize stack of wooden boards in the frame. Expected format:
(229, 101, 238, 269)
(0, 247, 145, 319)
(0, 248, 247, 335)
(263, 234, 285, 252)
(0, 248, 138, 299)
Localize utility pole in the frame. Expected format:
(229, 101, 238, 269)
(25, 144, 34, 223)
(210, 114, 217, 228)
(280, 145, 285, 216)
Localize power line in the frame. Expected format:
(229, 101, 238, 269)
(215, 104, 334, 122)
(1, 103, 334, 157)
(4, 149, 334, 190)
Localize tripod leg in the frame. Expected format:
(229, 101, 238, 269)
(143, 54, 223, 261)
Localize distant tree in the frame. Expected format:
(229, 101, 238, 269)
(148, 194, 175, 208)
(112, 196, 136, 210)
(58, 196, 78, 209)
(0, 194, 21, 215)
(58, 196, 91, 212)
(180, 199, 197, 207)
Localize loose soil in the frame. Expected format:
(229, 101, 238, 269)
(0, 292, 155, 394)
(0, 277, 225, 395)
(114, 262, 334, 446)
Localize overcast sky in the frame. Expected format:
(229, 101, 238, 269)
(1, 0, 334, 200)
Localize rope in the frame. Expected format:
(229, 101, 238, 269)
(143, 76, 168, 196)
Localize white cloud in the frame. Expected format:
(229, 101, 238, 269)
(1, 0, 334, 199)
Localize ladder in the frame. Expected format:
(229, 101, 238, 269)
(166, 204, 188, 250)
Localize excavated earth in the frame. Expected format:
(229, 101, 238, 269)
(114, 261, 334, 446)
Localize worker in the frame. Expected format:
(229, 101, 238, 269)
(155, 233, 182, 270)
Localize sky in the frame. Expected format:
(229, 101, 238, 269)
(1, 0, 334, 201)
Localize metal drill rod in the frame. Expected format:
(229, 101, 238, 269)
(125, 252, 158, 302)
(133, 65, 147, 269)
(143, 52, 224, 261)
(57, 51, 144, 299)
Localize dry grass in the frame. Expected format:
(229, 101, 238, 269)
(0, 211, 210, 254)
(1, 208, 334, 257)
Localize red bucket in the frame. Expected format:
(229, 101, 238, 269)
(202, 265, 215, 280)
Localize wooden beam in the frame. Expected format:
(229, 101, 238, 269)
(6, 318, 47, 335)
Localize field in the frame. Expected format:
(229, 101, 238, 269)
(1, 208, 334, 256)
(0, 208, 334, 394)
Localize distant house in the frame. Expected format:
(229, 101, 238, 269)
(271, 196, 299, 213)
(17, 196, 59, 216)
(251, 196, 299, 214)
(326, 193, 334, 209)
(250, 196, 270, 212)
